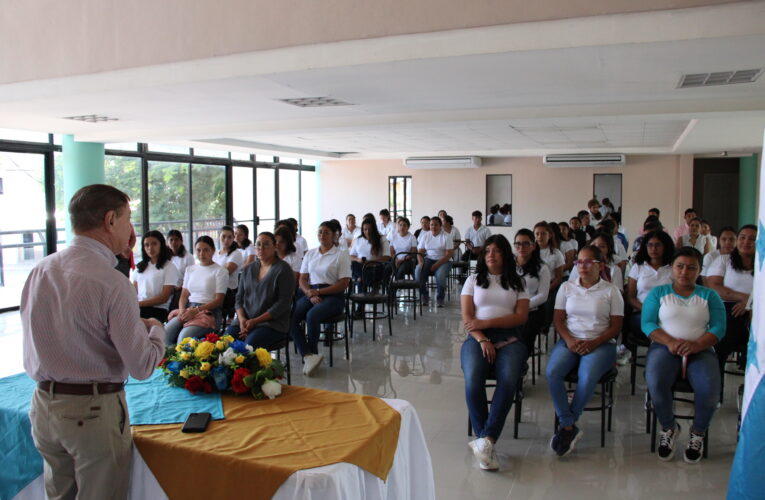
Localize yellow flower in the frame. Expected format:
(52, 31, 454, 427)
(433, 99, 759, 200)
(179, 369, 190, 379)
(255, 348, 272, 368)
(189, 339, 198, 348)
(195, 342, 215, 359)
(200, 362, 211, 372)
(234, 355, 245, 364)
(175, 345, 184, 352)
(180, 337, 192, 345)
(215, 340, 226, 351)
(223, 335, 234, 342)
(180, 352, 191, 361)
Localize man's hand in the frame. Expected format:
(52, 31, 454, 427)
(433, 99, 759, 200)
(141, 318, 162, 331)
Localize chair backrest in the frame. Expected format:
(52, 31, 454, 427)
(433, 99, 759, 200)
(392, 251, 418, 280)
(359, 260, 390, 293)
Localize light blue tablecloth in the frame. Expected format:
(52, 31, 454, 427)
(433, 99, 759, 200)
(0, 370, 224, 500)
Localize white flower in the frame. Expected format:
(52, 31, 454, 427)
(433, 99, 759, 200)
(245, 345, 254, 353)
(261, 379, 282, 400)
(218, 347, 237, 367)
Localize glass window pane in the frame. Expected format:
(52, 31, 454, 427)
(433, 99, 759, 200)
(148, 161, 190, 247)
(233, 166, 254, 223)
(105, 155, 142, 246)
(0, 128, 49, 143)
(300, 171, 318, 250)
(231, 151, 252, 161)
(0, 152, 48, 309)
(193, 148, 229, 159)
(53, 152, 66, 249)
(148, 143, 190, 155)
(256, 168, 275, 234)
(278, 169, 299, 222)
(105, 143, 138, 151)
(256, 154, 274, 163)
(191, 164, 225, 243)
(278, 156, 299, 165)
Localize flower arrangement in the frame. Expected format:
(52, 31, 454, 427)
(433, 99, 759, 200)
(159, 333, 285, 400)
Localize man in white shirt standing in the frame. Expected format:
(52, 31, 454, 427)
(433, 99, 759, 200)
(463, 210, 491, 262)
(22, 184, 165, 500)
(416, 216, 454, 307)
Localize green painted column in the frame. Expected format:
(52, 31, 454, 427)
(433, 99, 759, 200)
(739, 154, 758, 227)
(62, 135, 105, 240)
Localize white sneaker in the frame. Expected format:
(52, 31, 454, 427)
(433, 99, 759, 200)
(469, 438, 497, 470)
(616, 345, 632, 366)
(480, 448, 500, 471)
(303, 354, 324, 376)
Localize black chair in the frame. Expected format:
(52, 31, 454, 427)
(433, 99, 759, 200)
(348, 261, 392, 340)
(449, 241, 470, 291)
(389, 252, 421, 319)
(467, 363, 528, 440)
(553, 366, 618, 447)
(647, 377, 709, 458)
(626, 331, 650, 396)
(320, 312, 350, 367)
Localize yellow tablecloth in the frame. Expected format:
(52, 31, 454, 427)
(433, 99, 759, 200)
(132, 385, 401, 500)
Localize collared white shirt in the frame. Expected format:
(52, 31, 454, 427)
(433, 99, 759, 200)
(517, 264, 551, 311)
(342, 226, 361, 246)
(418, 230, 454, 260)
(569, 261, 623, 290)
(539, 247, 565, 280)
(627, 263, 672, 303)
(213, 248, 244, 289)
(171, 253, 195, 287)
(464, 225, 492, 248)
(296, 235, 308, 256)
(555, 278, 624, 340)
(389, 232, 418, 256)
(22, 235, 164, 383)
(282, 251, 303, 273)
(300, 245, 352, 285)
(701, 251, 727, 277)
(183, 263, 229, 303)
(131, 261, 179, 309)
(707, 256, 754, 296)
(377, 221, 396, 241)
(350, 236, 390, 260)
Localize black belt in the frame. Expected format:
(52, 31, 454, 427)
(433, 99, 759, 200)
(38, 381, 124, 395)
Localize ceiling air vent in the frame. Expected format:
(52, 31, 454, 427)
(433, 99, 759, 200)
(63, 114, 119, 123)
(543, 154, 625, 167)
(278, 97, 354, 108)
(677, 69, 762, 88)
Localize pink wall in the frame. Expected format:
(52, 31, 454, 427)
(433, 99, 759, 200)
(319, 155, 694, 243)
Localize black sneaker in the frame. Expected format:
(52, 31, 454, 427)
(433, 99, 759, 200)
(556, 426, 583, 457)
(657, 423, 679, 461)
(550, 431, 561, 453)
(684, 430, 705, 464)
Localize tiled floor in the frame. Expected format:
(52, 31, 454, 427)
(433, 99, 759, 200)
(1, 296, 738, 499)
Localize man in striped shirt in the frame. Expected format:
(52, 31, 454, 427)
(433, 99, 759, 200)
(22, 184, 165, 500)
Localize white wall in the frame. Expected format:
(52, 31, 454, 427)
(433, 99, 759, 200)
(319, 155, 694, 242)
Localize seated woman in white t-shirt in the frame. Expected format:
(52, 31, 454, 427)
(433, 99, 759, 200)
(547, 245, 624, 457)
(442, 215, 461, 258)
(414, 215, 430, 242)
(234, 224, 253, 258)
(275, 225, 302, 283)
(461, 234, 529, 470)
(342, 213, 361, 248)
(212, 225, 245, 311)
(701, 226, 736, 286)
(131, 230, 179, 323)
(706, 224, 756, 377)
(350, 218, 390, 274)
(164, 236, 228, 344)
(534, 221, 565, 333)
(626, 230, 675, 336)
(389, 216, 418, 279)
(167, 229, 195, 309)
(416, 216, 454, 307)
(514, 229, 551, 349)
(569, 231, 624, 290)
(676, 217, 712, 256)
(290, 221, 352, 376)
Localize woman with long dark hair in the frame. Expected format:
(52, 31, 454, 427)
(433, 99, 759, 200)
(547, 245, 624, 457)
(131, 230, 178, 322)
(707, 224, 757, 378)
(514, 229, 550, 348)
(275, 225, 302, 282)
(701, 226, 737, 285)
(568, 231, 624, 289)
(213, 225, 245, 311)
(461, 234, 529, 470)
(626, 230, 675, 335)
(164, 236, 228, 344)
(350, 218, 390, 277)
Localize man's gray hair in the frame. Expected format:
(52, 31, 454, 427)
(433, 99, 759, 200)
(69, 184, 130, 232)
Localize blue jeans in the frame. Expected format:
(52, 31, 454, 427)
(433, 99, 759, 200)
(415, 258, 451, 300)
(225, 323, 287, 350)
(290, 293, 345, 357)
(461, 330, 527, 441)
(546, 339, 616, 428)
(645, 342, 720, 432)
(163, 303, 220, 345)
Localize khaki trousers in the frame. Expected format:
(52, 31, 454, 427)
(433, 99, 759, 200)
(29, 388, 132, 500)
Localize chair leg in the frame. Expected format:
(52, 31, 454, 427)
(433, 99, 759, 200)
(514, 385, 522, 439)
(468, 418, 473, 437)
(600, 382, 606, 447)
(531, 349, 536, 385)
(607, 380, 614, 432)
(285, 344, 292, 385)
(630, 344, 637, 396)
(327, 324, 334, 367)
(650, 399, 657, 453)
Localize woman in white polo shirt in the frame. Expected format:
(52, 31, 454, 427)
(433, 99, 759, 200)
(514, 229, 551, 349)
(167, 229, 195, 309)
(642, 247, 725, 463)
(342, 213, 361, 248)
(164, 235, 228, 344)
(131, 230, 179, 323)
(626, 230, 675, 335)
(706, 224, 756, 377)
(534, 221, 565, 335)
(290, 221, 352, 376)
(416, 216, 454, 307)
(701, 226, 736, 285)
(389, 216, 418, 279)
(213, 225, 245, 312)
(547, 245, 624, 457)
(275, 225, 302, 283)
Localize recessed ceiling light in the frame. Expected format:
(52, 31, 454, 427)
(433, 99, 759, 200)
(677, 69, 762, 88)
(63, 114, 119, 123)
(277, 97, 354, 108)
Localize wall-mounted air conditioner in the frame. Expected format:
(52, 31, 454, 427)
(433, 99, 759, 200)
(404, 156, 482, 169)
(543, 153, 625, 167)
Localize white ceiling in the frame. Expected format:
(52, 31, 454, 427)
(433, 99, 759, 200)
(1, 3, 764, 159)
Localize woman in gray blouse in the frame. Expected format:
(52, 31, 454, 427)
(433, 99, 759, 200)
(225, 232, 296, 349)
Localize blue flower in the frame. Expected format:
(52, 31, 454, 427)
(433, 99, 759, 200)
(212, 366, 230, 390)
(230, 340, 249, 354)
(167, 361, 183, 374)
